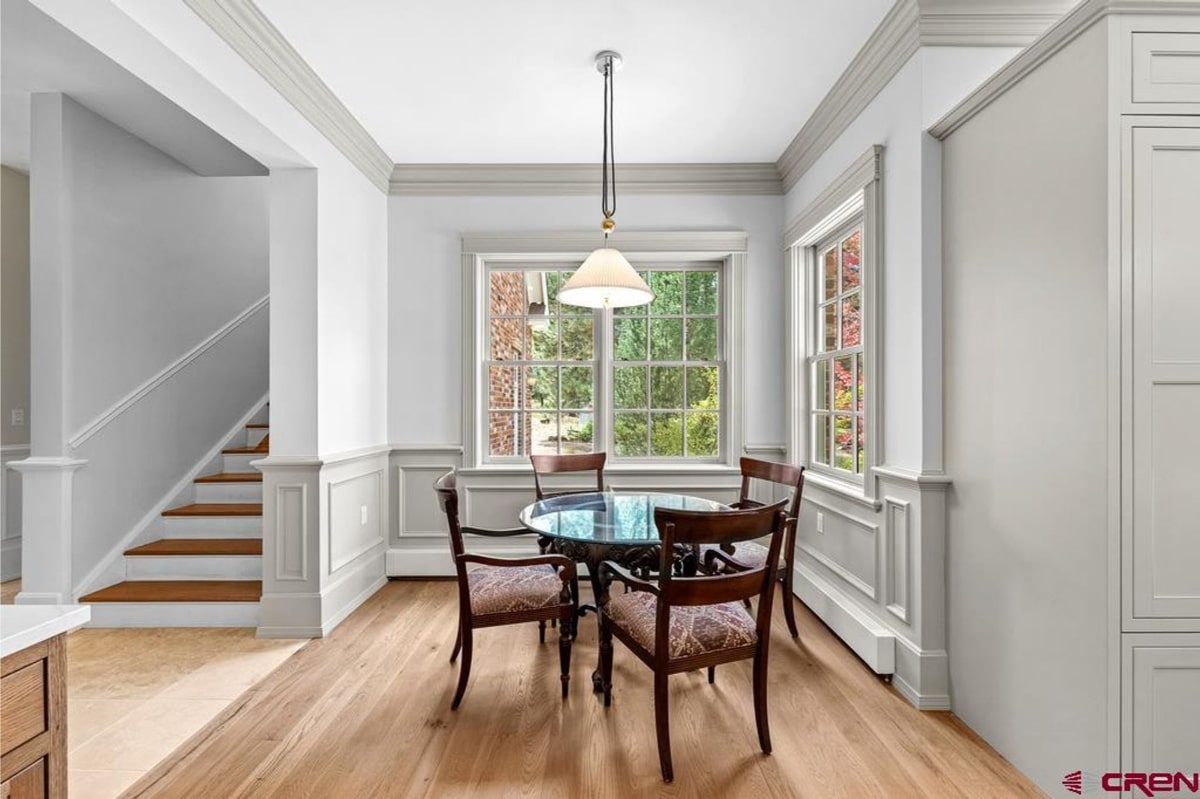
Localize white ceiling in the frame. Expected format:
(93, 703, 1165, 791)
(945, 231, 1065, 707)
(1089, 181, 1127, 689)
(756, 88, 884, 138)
(255, 0, 895, 164)
(1, 0, 265, 176)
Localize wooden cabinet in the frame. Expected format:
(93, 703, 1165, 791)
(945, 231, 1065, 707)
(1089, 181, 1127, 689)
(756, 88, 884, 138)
(0, 637, 66, 799)
(1, 758, 46, 799)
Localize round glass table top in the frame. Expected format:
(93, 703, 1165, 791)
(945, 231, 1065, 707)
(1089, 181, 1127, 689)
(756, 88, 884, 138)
(519, 491, 729, 545)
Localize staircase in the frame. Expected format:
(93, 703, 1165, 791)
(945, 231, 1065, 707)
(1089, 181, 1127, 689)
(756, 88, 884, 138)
(80, 419, 269, 627)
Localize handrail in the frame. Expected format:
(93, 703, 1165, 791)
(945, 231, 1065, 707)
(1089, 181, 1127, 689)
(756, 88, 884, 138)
(67, 295, 268, 449)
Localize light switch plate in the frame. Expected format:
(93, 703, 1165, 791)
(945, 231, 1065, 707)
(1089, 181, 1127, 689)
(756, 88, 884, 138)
(360, 505, 368, 525)
(816, 511, 825, 534)
(10, 409, 24, 426)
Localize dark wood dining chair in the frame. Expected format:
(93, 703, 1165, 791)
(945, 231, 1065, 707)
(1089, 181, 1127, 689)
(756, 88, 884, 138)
(703, 457, 806, 638)
(434, 470, 579, 710)
(530, 452, 607, 500)
(597, 502, 792, 782)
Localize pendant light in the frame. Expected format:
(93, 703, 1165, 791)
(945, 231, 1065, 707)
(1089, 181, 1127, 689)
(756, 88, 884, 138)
(558, 51, 655, 310)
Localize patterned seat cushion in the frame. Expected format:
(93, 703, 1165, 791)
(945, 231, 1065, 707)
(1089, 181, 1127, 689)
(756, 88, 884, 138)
(700, 541, 780, 571)
(604, 590, 757, 659)
(467, 564, 565, 616)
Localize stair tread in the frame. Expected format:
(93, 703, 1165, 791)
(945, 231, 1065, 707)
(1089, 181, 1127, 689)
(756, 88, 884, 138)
(195, 472, 262, 484)
(163, 503, 262, 517)
(125, 539, 262, 557)
(246, 424, 270, 429)
(223, 446, 268, 454)
(80, 580, 262, 603)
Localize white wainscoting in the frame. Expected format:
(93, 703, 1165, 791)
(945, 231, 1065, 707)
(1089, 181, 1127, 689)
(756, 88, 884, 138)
(1, 445, 30, 580)
(791, 466, 950, 709)
(257, 447, 388, 638)
(387, 445, 765, 576)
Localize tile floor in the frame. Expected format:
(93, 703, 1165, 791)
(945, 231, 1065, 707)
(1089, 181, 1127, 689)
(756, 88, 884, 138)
(1, 580, 307, 799)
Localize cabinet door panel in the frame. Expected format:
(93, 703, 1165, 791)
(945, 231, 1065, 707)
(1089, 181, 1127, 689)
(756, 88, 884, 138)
(1129, 125, 1200, 625)
(1124, 637, 1200, 773)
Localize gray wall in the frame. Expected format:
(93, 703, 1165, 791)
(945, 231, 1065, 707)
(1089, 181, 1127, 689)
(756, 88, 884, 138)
(30, 95, 268, 591)
(1, 165, 30, 579)
(2, 166, 30, 446)
(942, 24, 1110, 793)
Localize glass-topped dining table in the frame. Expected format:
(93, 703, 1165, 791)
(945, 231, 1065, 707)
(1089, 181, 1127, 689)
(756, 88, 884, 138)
(519, 490, 726, 602)
(519, 491, 729, 690)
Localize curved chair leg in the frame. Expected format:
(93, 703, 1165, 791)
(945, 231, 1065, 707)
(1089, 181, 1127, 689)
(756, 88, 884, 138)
(451, 627, 473, 710)
(539, 620, 546, 643)
(752, 650, 772, 754)
(450, 625, 462, 664)
(599, 619, 614, 706)
(559, 615, 572, 698)
(781, 567, 799, 639)
(707, 665, 715, 684)
(654, 671, 673, 782)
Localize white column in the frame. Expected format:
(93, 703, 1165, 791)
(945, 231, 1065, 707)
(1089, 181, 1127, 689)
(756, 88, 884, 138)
(11, 94, 87, 603)
(10, 458, 85, 603)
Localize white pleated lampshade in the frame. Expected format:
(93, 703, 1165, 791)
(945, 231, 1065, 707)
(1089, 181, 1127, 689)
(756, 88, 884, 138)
(558, 247, 655, 309)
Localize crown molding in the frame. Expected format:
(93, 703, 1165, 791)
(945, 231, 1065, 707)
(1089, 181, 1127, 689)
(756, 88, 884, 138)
(930, 0, 1200, 139)
(776, 0, 920, 193)
(389, 163, 783, 196)
(919, 11, 1067, 46)
(183, 0, 393, 193)
(774, 0, 1078, 192)
(461, 229, 749, 256)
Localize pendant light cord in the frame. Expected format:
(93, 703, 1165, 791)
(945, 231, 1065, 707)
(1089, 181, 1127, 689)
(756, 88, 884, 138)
(601, 57, 616, 231)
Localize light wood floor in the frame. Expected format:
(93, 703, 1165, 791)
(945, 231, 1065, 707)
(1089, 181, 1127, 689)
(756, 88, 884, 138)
(125, 581, 1039, 798)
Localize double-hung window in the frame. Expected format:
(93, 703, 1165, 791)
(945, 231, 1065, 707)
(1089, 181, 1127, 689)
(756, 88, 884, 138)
(481, 261, 726, 463)
(810, 221, 865, 477)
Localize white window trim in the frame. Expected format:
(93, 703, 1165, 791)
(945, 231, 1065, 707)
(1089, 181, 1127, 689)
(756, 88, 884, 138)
(462, 231, 747, 472)
(785, 146, 883, 505)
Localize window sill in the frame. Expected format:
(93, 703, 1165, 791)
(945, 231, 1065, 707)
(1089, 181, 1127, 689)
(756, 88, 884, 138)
(803, 469, 882, 511)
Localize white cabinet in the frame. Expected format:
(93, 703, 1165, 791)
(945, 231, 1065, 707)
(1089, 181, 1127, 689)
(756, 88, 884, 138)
(1123, 635, 1200, 772)
(1126, 122, 1200, 629)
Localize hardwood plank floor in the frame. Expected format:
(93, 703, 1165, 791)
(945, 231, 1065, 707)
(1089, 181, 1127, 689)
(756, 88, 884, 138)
(125, 582, 1040, 798)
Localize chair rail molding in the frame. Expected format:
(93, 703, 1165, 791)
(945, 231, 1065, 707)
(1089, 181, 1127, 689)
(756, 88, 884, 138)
(67, 296, 269, 449)
(182, 0, 393, 192)
(390, 163, 784, 196)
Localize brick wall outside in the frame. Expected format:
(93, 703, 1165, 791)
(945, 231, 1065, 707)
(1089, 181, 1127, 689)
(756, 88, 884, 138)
(489, 272, 526, 455)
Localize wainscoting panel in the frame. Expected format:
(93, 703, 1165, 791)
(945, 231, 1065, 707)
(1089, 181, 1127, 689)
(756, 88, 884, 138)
(328, 468, 383, 574)
(274, 484, 308, 581)
(796, 493, 879, 602)
(885, 498, 911, 623)
(1, 445, 29, 580)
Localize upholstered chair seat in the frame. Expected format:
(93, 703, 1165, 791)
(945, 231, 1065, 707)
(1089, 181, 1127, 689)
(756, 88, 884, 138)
(604, 590, 758, 660)
(700, 540, 777, 571)
(467, 564, 567, 616)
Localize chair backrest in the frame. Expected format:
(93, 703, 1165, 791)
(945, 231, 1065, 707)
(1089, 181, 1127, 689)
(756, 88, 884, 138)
(653, 502, 790, 615)
(433, 470, 468, 563)
(738, 457, 806, 519)
(530, 452, 607, 500)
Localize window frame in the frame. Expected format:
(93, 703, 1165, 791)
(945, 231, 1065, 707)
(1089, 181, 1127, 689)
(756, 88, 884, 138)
(785, 146, 883, 504)
(461, 232, 746, 472)
(808, 217, 866, 481)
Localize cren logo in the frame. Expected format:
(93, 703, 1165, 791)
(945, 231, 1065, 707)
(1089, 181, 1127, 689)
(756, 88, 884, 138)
(1063, 770, 1200, 797)
(1062, 770, 1101, 795)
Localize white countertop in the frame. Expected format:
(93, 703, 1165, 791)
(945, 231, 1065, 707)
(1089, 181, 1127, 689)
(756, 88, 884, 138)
(0, 605, 91, 659)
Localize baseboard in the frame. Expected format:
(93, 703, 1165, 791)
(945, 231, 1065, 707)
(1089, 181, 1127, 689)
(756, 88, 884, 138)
(257, 550, 386, 639)
(893, 635, 952, 710)
(1, 537, 21, 580)
(321, 574, 387, 636)
(73, 393, 270, 598)
(794, 560, 896, 674)
(15, 591, 69, 604)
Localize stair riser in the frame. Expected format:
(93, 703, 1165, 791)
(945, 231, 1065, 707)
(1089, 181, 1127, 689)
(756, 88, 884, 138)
(194, 483, 263, 503)
(246, 428, 269, 448)
(85, 602, 259, 628)
(126, 555, 262, 580)
(222, 453, 261, 472)
(163, 516, 262, 538)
